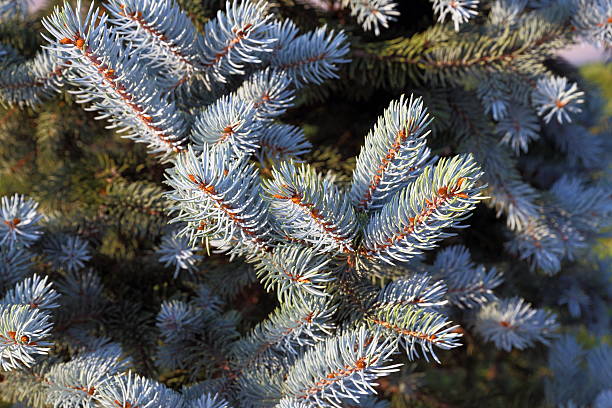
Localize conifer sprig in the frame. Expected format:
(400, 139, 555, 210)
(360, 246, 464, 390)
(105, 0, 202, 84)
(42, 1, 189, 156)
(351, 94, 433, 212)
(283, 327, 400, 407)
(165, 146, 274, 253)
(361, 154, 485, 265)
(0, 194, 43, 249)
(475, 297, 558, 351)
(0, 48, 65, 107)
(0, 304, 53, 370)
(255, 244, 334, 303)
(263, 161, 358, 254)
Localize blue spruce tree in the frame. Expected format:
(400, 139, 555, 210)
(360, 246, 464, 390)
(0, 0, 609, 407)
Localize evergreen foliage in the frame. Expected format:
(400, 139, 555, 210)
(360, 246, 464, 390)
(0, 0, 610, 407)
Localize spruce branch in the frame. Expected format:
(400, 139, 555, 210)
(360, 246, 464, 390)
(42, 1, 189, 156)
(0, 194, 43, 249)
(283, 327, 400, 407)
(572, 0, 612, 47)
(97, 370, 180, 408)
(351, 15, 570, 89)
(0, 304, 53, 371)
(45, 349, 130, 407)
(235, 68, 295, 121)
(433, 245, 503, 309)
(431, 0, 479, 31)
(475, 297, 558, 351)
(361, 154, 485, 265)
(190, 94, 261, 157)
(199, 0, 275, 85)
(350, 94, 432, 212)
(270, 24, 350, 86)
(0, 48, 66, 107)
(1, 0, 608, 404)
(366, 303, 462, 363)
(0, 0, 32, 21)
(156, 229, 203, 277)
(105, 0, 203, 84)
(231, 296, 336, 368)
(263, 161, 358, 254)
(496, 104, 541, 154)
(257, 124, 312, 164)
(2, 274, 60, 311)
(374, 273, 448, 310)
(341, 0, 400, 35)
(42, 234, 92, 273)
(532, 76, 585, 124)
(0, 246, 32, 292)
(189, 393, 233, 408)
(165, 146, 274, 253)
(254, 244, 334, 303)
